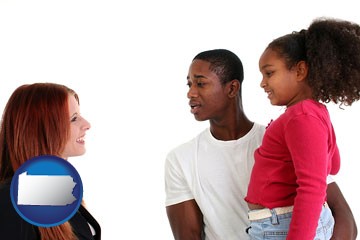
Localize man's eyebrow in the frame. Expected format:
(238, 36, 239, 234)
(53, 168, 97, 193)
(187, 74, 206, 80)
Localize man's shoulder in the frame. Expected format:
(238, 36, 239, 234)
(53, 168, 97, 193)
(253, 122, 266, 134)
(165, 128, 209, 164)
(168, 123, 265, 153)
(168, 128, 208, 152)
(246, 122, 266, 140)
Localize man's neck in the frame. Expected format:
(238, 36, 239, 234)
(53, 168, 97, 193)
(209, 114, 253, 141)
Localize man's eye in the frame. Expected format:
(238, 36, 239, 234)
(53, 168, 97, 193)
(197, 82, 204, 87)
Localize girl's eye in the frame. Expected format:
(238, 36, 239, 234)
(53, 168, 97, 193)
(71, 116, 78, 122)
(265, 71, 274, 77)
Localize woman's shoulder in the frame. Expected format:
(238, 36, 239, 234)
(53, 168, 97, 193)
(70, 205, 101, 240)
(0, 181, 12, 207)
(0, 181, 40, 239)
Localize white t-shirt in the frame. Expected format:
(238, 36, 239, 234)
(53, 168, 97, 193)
(165, 123, 265, 240)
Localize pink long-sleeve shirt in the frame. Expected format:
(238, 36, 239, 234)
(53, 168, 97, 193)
(245, 99, 340, 240)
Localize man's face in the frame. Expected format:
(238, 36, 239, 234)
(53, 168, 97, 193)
(186, 59, 229, 121)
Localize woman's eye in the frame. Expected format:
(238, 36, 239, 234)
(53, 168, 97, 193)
(71, 117, 78, 122)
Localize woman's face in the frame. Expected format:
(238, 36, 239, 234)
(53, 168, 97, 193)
(61, 94, 91, 159)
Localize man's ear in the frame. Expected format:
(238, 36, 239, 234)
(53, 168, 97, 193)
(296, 61, 309, 82)
(228, 79, 240, 98)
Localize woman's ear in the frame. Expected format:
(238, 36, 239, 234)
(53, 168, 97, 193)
(228, 79, 240, 98)
(296, 61, 309, 82)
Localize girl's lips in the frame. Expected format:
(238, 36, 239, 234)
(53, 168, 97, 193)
(264, 89, 272, 99)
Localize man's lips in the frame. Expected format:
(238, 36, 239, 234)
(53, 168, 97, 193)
(189, 101, 201, 114)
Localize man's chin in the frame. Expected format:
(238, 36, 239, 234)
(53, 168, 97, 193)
(194, 115, 208, 122)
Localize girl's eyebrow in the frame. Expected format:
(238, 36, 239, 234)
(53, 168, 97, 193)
(260, 64, 273, 71)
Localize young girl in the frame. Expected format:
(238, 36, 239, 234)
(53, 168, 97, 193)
(245, 18, 360, 239)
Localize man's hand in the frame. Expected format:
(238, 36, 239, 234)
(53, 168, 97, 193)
(327, 182, 357, 240)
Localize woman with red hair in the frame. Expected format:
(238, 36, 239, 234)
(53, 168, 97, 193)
(0, 83, 101, 240)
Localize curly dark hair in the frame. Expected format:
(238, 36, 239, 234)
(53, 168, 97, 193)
(267, 17, 360, 106)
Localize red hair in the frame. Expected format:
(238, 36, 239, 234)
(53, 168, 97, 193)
(0, 83, 79, 240)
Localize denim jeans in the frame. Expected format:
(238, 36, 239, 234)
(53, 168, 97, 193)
(247, 205, 334, 239)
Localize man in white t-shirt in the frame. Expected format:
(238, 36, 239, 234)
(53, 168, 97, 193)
(164, 49, 357, 240)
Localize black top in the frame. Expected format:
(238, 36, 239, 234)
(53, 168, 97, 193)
(0, 181, 101, 240)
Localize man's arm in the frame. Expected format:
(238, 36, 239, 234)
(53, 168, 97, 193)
(166, 199, 204, 240)
(327, 182, 357, 240)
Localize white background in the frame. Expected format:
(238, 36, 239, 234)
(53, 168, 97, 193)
(1, 1, 359, 239)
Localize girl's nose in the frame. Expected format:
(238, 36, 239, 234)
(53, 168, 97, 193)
(260, 78, 267, 88)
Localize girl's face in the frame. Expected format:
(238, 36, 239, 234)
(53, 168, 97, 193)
(259, 48, 309, 107)
(61, 94, 91, 159)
